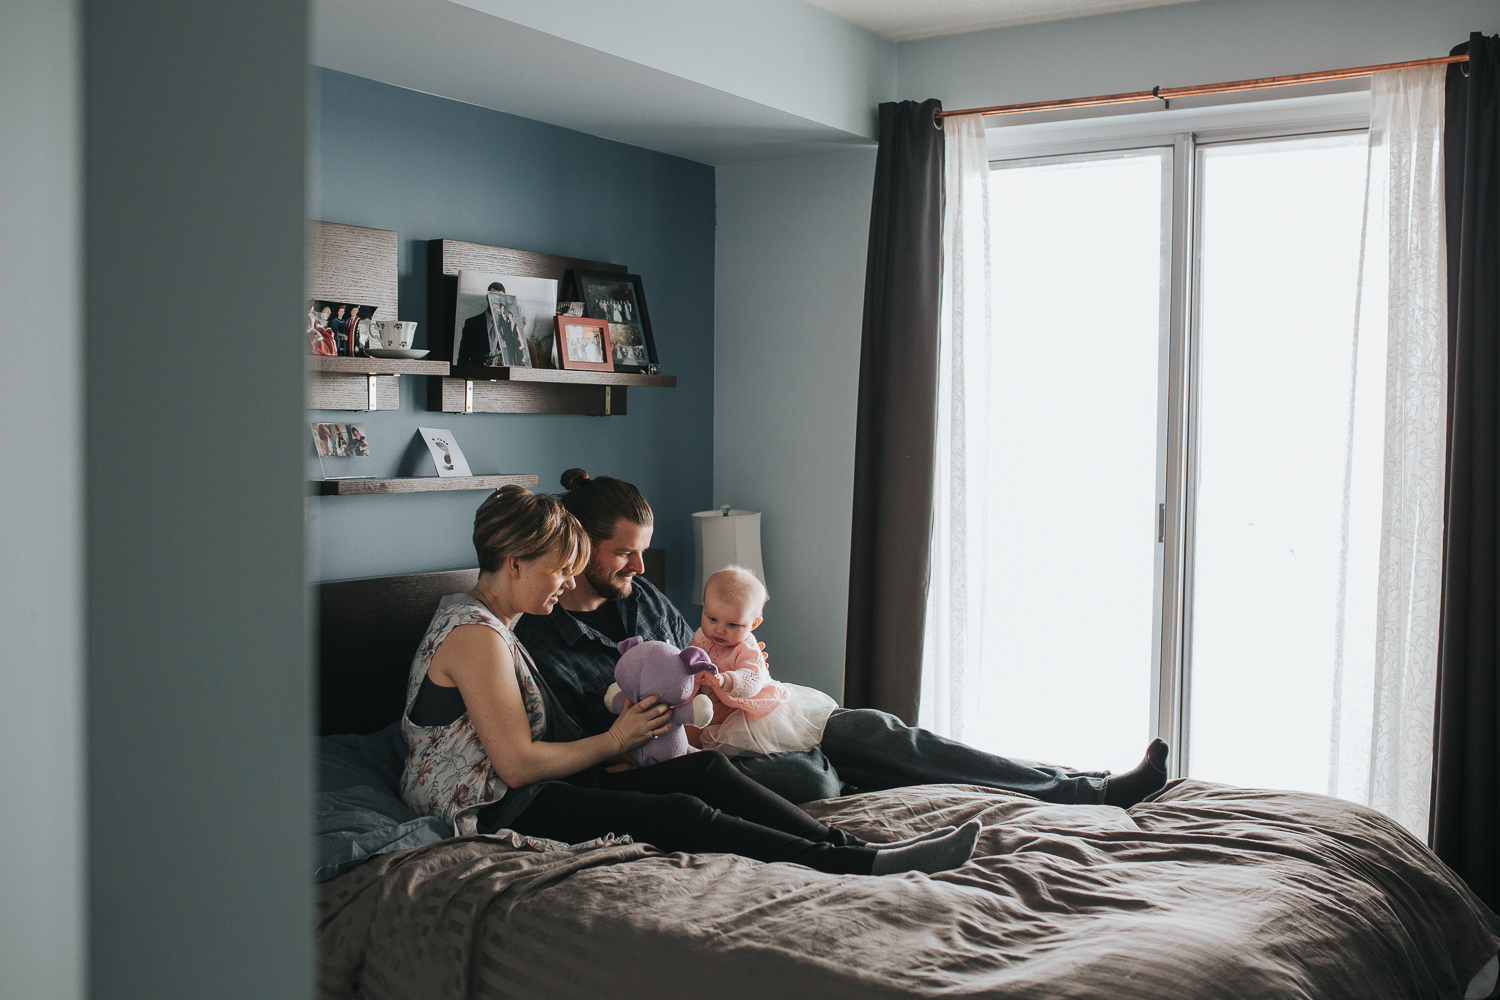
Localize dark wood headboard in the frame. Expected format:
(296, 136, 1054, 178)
(316, 551, 666, 735)
(317, 568, 478, 735)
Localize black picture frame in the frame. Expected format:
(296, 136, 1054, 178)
(568, 270, 658, 373)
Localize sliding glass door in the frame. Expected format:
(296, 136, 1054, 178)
(1185, 133, 1372, 790)
(946, 150, 1169, 773)
(930, 127, 1375, 790)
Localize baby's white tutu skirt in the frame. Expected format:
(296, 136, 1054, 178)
(700, 682, 838, 756)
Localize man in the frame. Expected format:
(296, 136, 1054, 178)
(514, 470, 1169, 806)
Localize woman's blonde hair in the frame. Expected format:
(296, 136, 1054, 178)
(472, 484, 590, 576)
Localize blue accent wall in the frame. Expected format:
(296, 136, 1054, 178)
(308, 69, 714, 609)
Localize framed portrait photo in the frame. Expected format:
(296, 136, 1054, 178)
(554, 316, 614, 371)
(452, 269, 557, 369)
(568, 270, 658, 373)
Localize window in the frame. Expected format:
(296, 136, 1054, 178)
(925, 96, 1381, 790)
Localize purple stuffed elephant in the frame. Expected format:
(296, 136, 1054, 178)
(604, 636, 720, 767)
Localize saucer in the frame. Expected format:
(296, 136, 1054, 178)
(366, 348, 430, 359)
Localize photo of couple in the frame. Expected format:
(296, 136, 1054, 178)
(452, 269, 558, 369)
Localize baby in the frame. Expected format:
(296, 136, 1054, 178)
(688, 566, 836, 756)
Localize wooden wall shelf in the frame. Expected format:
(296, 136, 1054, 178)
(308, 355, 451, 411)
(432, 368, 677, 415)
(312, 474, 539, 496)
(312, 356, 450, 376)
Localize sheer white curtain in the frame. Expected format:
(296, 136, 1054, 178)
(1330, 66, 1448, 839)
(921, 114, 990, 739)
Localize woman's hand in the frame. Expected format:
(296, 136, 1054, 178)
(607, 694, 673, 753)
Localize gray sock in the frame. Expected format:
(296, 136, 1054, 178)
(870, 820, 980, 875)
(871, 825, 956, 849)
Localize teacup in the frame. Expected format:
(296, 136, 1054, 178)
(373, 320, 417, 350)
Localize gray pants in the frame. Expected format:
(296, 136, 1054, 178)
(730, 707, 1109, 805)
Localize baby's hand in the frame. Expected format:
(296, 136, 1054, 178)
(719, 673, 732, 690)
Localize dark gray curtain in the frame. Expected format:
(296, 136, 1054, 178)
(844, 99, 944, 722)
(1432, 32, 1500, 910)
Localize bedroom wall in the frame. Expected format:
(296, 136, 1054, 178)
(713, 148, 877, 699)
(897, 0, 1500, 108)
(3, 3, 83, 997)
(307, 68, 715, 610)
(444, 0, 894, 141)
(81, 2, 313, 999)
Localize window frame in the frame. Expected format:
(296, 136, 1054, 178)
(978, 89, 1372, 776)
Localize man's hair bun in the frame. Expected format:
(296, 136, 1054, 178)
(560, 468, 591, 491)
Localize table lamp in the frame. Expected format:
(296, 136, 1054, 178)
(690, 505, 765, 603)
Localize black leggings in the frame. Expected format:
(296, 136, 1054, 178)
(507, 751, 877, 875)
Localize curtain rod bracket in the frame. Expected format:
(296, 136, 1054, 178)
(1152, 85, 1170, 110)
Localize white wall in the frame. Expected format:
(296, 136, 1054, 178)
(714, 148, 876, 698)
(459, 0, 895, 139)
(897, 0, 1500, 107)
(1, 2, 83, 997)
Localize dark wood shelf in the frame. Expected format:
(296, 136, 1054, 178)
(312, 474, 538, 496)
(447, 366, 675, 387)
(433, 368, 677, 415)
(308, 355, 452, 411)
(311, 356, 451, 376)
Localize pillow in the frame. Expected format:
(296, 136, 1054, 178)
(314, 785, 450, 882)
(318, 722, 407, 797)
(315, 722, 449, 882)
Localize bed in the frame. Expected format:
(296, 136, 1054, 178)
(315, 570, 1500, 1000)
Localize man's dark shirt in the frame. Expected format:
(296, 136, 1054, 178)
(513, 576, 694, 737)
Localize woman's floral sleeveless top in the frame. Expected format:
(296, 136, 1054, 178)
(399, 594, 547, 834)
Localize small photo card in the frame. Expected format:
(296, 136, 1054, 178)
(419, 426, 472, 478)
(310, 422, 374, 480)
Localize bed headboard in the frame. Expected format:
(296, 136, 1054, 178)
(316, 551, 666, 735)
(317, 568, 478, 735)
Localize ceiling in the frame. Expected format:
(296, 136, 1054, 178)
(309, 0, 1220, 165)
(802, 0, 1207, 42)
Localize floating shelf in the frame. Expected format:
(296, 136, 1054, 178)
(433, 367, 677, 415)
(308, 355, 451, 411)
(311, 356, 451, 376)
(312, 473, 538, 496)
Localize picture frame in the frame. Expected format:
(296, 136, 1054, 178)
(307, 299, 379, 357)
(418, 427, 472, 478)
(452, 269, 558, 369)
(568, 270, 658, 373)
(310, 422, 374, 480)
(554, 316, 614, 371)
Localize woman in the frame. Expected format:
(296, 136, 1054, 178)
(399, 485, 978, 876)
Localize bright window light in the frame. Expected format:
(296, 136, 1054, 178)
(1186, 133, 1371, 792)
(970, 150, 1168, 773)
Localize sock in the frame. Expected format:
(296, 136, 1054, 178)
(1103, 738, 1170, 808)
(870, 820, 980, 875)
(870, 825, 957, 849)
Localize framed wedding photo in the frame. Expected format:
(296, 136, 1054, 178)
(554, 316, 614, 371)
(568, 270, 658, 373)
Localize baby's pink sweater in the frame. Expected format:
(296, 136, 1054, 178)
(690, 628, 789, 721)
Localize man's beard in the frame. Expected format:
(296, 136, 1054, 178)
(584, 562, 634, 600)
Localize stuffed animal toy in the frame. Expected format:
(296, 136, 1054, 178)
(604, 637, 720, 767)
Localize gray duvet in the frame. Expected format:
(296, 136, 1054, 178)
(318, 779, 1499, 999)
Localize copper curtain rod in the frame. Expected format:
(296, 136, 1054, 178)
(936, 53, 1469, 120)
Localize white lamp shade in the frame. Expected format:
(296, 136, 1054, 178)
(691, 508, 765, 602)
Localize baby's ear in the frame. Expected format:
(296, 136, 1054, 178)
(752, 617, 763, 630)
